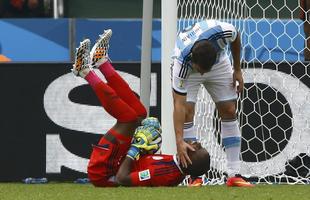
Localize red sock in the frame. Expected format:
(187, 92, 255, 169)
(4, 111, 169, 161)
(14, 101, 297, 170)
(98, 60, 116, 78)
(85, 71, 137, 122)
(99, 62, 147, 118)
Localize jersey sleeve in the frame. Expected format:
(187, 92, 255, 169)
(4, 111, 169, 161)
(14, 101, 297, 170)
(171, 59, 189, 95)
(216, 21, 238, 44)
(172, 37, 187, 64)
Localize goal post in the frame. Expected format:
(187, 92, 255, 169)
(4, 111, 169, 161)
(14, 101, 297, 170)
(161, 0, 310, 184)
(161, 0, 177, 154)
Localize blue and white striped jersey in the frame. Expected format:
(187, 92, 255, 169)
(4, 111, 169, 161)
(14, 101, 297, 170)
(171, 20, 238, 95)
(173, 20, 238, 66)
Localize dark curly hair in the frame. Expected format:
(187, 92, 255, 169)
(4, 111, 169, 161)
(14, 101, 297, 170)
(191, 40, 217, 72)
(182, 148, 210, 177)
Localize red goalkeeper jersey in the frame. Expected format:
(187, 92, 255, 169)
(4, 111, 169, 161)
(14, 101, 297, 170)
(88, 133, 185, 187)
(130, 154, 185, 186)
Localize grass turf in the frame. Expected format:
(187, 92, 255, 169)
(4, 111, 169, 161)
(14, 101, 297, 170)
(0, 183, 309, 200)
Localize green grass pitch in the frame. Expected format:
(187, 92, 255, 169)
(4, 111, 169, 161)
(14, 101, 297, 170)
(0, 183, 309, 200)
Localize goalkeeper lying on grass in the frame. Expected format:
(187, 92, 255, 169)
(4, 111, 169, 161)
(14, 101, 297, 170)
(72, 29, 210, 187)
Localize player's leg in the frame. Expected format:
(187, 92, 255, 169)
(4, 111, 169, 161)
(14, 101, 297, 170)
(101, 61, 147, 119)
(73, 39, 138, 187)
(204, 61, 240, 178)
(72, 39, 138, 136)
(204, 59, 253, 187)
(90, 29, 147, 120)
(87, 71, 138, 124)
(216, 101, 241, 177)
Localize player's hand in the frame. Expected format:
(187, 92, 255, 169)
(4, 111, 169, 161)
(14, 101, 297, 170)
(134, 126, 161, 144)
(127, 135, 160, 160)
(127, 136, 154, 160)
(131, 130, 160, 153)
(233, 69, 244, 93)
(177, 140, 195, 168)
(141, 117, 162, 133)
(132, 136, 159, 152)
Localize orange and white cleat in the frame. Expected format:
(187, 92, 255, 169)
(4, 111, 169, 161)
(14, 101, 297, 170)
(226, 174, 254, 187)
(188, 176, 203, 187)
(72, 39, 91, 77)
(90, 29, 112, 67)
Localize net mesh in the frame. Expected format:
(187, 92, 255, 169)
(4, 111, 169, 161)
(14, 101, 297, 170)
(177, 0, 310, 184)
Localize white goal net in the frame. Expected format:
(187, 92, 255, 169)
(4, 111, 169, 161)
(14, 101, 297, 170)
(176, 0, 310, 184)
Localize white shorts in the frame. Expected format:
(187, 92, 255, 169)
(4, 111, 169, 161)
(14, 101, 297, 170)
(186, 58, 238, 103)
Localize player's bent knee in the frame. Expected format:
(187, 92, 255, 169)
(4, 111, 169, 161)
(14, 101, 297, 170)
(217, 101, 237, 119)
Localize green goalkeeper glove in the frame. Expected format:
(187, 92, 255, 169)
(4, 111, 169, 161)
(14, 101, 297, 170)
(127, 138, 158, 160)
(141, 117, 162, 133)
(127, 130, 160, 160)
(133, 134, 159, 152)
(134, 126, 161, 143)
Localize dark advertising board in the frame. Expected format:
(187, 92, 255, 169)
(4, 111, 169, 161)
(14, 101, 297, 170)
(0, 63, 161, 181)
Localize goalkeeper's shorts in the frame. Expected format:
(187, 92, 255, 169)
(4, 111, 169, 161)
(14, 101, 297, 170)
(87, 129, 132, 187)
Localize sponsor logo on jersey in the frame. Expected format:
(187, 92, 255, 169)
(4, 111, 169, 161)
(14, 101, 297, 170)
(179, 80, 184, 88)
(138, 169, 151, 181)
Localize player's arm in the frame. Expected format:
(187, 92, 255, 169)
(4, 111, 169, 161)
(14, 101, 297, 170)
(116, 128, 160, 186)
(172, 91, 195, 168)
(172, 91, 186, 143)
(230, 31, 244, 93)
(218, 21, 244, 93)
(171, 59, 195, 168)
(116, 155, 153, 186)
(115, 156, 134, 186)
(117, 158, 154, 186)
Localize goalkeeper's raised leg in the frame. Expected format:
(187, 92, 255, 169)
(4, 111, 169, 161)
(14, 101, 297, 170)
(72, 29, 210, 187)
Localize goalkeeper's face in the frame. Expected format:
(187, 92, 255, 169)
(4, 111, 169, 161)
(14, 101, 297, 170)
(183, 142, 210, 177)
